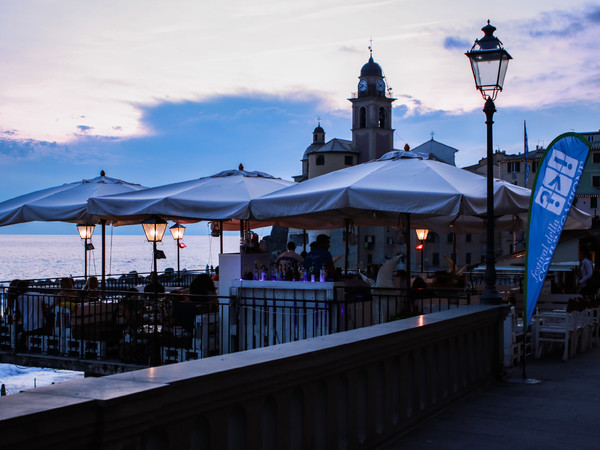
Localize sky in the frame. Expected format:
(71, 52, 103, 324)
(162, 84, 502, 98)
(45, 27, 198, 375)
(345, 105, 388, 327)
(1, 0, 599, 234)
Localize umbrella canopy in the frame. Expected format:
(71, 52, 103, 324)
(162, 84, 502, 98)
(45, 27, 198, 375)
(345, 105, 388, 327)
(0, 171, 146, 226)
(87, 169, 294, 228)
(250, 151, 590, 232)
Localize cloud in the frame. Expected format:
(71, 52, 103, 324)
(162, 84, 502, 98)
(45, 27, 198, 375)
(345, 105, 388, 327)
(443, 36, 470, 50)
(76, 125, 94, 134)
(0, 139, 62, 161)
(527, 7, 600, 38)
(338, 45, 361, 54)
(590, 6, 600, 23)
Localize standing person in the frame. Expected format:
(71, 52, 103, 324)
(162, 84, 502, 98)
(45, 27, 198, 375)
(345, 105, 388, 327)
(303, 234, 336, 281)
(276, 242, 304, 273)
(579, 248, 595, 295)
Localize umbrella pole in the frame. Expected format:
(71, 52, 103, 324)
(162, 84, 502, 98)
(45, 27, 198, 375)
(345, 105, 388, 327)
(219, 220, 224, 254)
(405, 214, 411, 289)
(239, 220, 244, 252)
(84, 238, 88, 282)
(303, 230, 307, 254)
(344, 219, 350, 277)
(101, 220, 106, 291)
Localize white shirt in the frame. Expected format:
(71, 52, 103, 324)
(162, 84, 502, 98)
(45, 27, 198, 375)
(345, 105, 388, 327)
(580, 257, 594, 286)
(16, 291, 51, 332)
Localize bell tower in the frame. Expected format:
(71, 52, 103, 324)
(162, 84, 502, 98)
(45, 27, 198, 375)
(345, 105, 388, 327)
(349, 50, 395, 162)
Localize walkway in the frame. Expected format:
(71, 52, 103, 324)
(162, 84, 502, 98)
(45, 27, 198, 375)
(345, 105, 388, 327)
(382, 346, 600, 449)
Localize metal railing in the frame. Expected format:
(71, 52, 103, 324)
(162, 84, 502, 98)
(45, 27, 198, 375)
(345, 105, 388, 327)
(0, 282, 470, 370)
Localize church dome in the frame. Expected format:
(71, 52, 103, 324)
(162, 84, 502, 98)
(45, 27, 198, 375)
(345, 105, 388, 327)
(360, 56, 383, 77)
(314, 125, 325, 134)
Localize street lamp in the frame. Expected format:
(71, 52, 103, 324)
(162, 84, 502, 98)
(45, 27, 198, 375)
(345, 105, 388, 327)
(142, 216, 167, 283)
(77, 224, 95, 281)
(466, 20, 512, 303)
(169, 222, 186, 279)
(415, 228, 429, 273)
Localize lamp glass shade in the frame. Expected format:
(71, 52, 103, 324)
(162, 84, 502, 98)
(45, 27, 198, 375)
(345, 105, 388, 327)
(170, 223, 186, 240)
(415, 228, 429, 241)
(142, 217, 167, 242)
(466, 22, 511, 98)
(77, 224, 95, 240)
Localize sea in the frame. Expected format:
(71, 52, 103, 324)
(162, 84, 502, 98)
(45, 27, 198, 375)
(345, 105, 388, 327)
(0, 233, 241, 396)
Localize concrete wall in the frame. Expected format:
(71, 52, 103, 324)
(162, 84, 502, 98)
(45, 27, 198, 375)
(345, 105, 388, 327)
(0, 304, 507, 449)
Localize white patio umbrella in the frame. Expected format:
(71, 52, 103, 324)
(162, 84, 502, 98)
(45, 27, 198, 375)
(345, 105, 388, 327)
(0, 171, 146, 226)
(87, 168, 294, 229)
(0, 171, 147, 284)
(250, 150, 590, 232)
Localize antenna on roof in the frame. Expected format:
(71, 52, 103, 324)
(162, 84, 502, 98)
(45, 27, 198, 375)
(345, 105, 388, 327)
(368, 37, 373, 56)
(430, 131, 435, 140)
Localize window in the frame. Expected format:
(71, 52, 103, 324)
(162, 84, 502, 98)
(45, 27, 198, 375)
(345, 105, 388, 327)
(593, 153, 600, 164)
(466, 233, 472, 243)
(316, 155, 324, 166)
(360, 107, 366, 128)
(591, 197, 598, 209)
(432, 253, 440, 266)
(466, 253, 472, 265)
(379, 107, 386, 128)
(507, 162, 521, 173)
(593, 176, 600, 188)
(447, 233, 453, 244)
(345, 155, 354, 166)
(531, 160, 538, 172)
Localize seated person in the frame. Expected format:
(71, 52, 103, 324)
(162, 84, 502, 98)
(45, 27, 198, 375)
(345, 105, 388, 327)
(303, 234, 337, 281)
(170, 298, 198, 334)
(119, 288, 143, 329)
(5, 279, 21, 317)
(412, 276, 427, 289)
(188, 274, 218, 314)
(83, 276, 99, 301)
(15, 280, 52, 334)
(144, 272, 165, 294)
(56, 277, 80, 310)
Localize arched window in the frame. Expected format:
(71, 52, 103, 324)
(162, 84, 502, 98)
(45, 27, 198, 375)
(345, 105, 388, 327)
(379, 108, 386, 128)
(316, 154, 324, 166)
(360, 107, 366, 128)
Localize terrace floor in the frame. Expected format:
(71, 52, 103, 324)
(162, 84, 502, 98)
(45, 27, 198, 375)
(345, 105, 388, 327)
(381, 345, 600, 449)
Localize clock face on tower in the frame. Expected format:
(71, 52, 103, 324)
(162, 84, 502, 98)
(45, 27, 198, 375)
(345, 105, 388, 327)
(358, 80, 367, 92)
(376, 79, 385, 92)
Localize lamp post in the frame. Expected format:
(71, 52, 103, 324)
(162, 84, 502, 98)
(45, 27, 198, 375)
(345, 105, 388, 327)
(169, 222, 186, 279)
(142, 216, 167, 284)
(77, 224, 95, 282)
(141, 216, 167, 365)
(415, 228, 429, 273)
(466, 20, 512, 303)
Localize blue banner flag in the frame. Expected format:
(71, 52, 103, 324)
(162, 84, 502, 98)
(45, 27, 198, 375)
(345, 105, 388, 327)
(525, 133, 590, 328)
(524, 121, 529, 185)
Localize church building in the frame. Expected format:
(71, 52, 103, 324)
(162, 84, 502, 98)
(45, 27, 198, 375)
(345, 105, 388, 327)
(290, 51, 465, 272)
